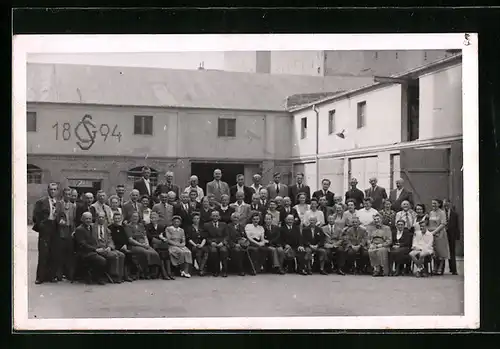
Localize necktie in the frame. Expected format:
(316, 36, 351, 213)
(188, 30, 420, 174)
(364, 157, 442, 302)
(276, 184, 280, 194)
(405, 212, 411, 227)
(330, 225, 333, 234)
(217, 181, 220, 190)
(447, 209, 450, 222)
(50, 199, 55, 218)
(184, 204, 188, 211)
(134, 202, 137, 211)
(286, 207, 290, 213)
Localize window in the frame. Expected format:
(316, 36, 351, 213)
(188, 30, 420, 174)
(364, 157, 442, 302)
(218, 118, 236, 137)
(127, 166, 159, 188)
(27, 164, 42, 184)
(328, 109, 336, 135)
(134, 115, 153, 135)
(390, 154, 401, 191)
(27, 112, 37, 132)
(301, 117, 307, 139)
(357, 101, 366, 129)
(407, 80, 420, 141)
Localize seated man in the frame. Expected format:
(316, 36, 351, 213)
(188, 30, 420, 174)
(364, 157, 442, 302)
(323, 214, 348, 275)
(280, 214, 307, 275)
(301, 216, 327, 275)
(409, 220, 434, 277)
(262, 213, 285, 274)
(185, 212, 208, 276)
(202, 210, 229, 277)
(368, 214, 393, 277)
(245, 212, 266, 275)
(389, 219, 413, 276)
(344, 216, 369, 274)
(225, 212, 248, 276)
(73, 212, 109, 285)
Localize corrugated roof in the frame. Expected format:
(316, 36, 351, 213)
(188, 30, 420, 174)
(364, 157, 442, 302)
(27, 63, 374, 112)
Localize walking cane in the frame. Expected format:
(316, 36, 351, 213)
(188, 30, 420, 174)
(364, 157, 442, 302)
(245, 247, 257, 275)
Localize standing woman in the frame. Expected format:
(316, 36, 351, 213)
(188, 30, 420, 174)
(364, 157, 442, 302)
(140, 195, 153, 225)
(293, 193, 310, 227)
(428, 199, 449, 275)
(109, 195, 123, 219)
(379, 199, 396, 233)
(199, 197, 214, 225)
(125, 211, 162, 279)
(303, 198, 325, 227)
(166, 215, 193, 278)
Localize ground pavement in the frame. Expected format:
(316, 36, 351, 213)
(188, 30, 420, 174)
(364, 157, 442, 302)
(25, 227, 464, 319)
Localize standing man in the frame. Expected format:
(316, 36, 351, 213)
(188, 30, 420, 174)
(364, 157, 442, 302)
(154, 171, 180, 201)
(134, 166, 153, 198)
(70, 189, 79, 204)
(389, 178, 414, 212)
(249, 174, 263, 195)
(109, 184, 126, 208)
(90, 190, 114, 226)
(443, 199, 460, 275)
(32, 183, 60, 284)
(313, 179, 335, 207)
(202, 210, 229, 277)
(206, 169, 230, 204)
(183, 175, 204, 202)
(75, 192, 94, 226)
(266, 172, 288, 201)
(289, 172, 311, 206)
(54, 187, 76, 281)
(365, 177, 388, 211)
(122, 189, 143, 224)
(259, 188, 269, 208)
(174, 192, 194, 229)
(152, 192, 174, 227)
(230, 174, 253, 204)
(230, 191, 251, 226)
(345, 178, 364, 210)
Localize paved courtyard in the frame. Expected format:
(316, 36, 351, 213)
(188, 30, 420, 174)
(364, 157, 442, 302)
(25, 227, 464, 319)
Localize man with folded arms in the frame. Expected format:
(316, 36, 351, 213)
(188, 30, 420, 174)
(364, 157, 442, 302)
(281, 214, 307, 275)
(344, 216, 369, 274)
(302, 216, 327, 275)
(262, 213, 285, 274)
(322, 214, 348, 275)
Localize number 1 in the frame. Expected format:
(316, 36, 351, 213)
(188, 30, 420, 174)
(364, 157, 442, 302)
(52, 122, 58, 140)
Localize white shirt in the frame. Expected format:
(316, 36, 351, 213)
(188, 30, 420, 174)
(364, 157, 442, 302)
(303, 209, 325, 226)
(395, 210, 417, 229)
(245, 224, 264, 242)
(143, 177, 151, 195)
(237, 185, 244, 193)
(396, 188, 403, 199)
(396, 229, 403, 241)
(184, 186, 204, 202)
(98, 224, 105, 240)
(412, 230, 434, 253)
(48, 197, 56, 220)
(142, 208, 151, 225)
(250, 184, 263, 193)
(356, 208, 379, 227)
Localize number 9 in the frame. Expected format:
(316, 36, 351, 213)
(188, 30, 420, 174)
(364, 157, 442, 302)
(100, 124, 110, 141)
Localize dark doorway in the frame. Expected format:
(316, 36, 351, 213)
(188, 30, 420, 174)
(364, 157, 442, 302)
(69, 180, 102, 200)
(407, 79, 420, 141)
(191, 162, 245, 194)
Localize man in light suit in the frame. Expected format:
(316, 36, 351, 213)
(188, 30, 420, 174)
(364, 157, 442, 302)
(389, 178, 414, 211)
(229, 174, 253, 204)
(266, 172, 288, 201)
(152, 192, 174, 227)
(183, 175, 204, 202)
(230, 191, 252, 226)
(133, 166, 153, 198)
(206, 168, 230, 203)
(122, 189, 143, 224)
(288, 172, 311, 206)
(365, 177, 388, 211)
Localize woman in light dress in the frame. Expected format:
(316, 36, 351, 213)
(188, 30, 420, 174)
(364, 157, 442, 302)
(140, 195, 152, 225)
(293, 193, 310, 227)
(428, 199, 449, 275)
(303, 198, 325, 227)
(331, 204, 347, 234)
(165, 215, 193, 278)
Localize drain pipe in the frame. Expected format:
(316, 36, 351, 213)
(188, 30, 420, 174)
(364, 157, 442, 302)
(312, 104, 320, 191)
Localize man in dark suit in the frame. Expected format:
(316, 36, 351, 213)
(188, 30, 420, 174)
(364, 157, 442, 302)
(54, 187, 77, 281)
(202, 210, 229, 277)
(318, 196, 334, 222)
(345, 177, 365, 210)
(122, 189, 143, 224)
(230, 174, 253, 204)
(289, 172, 311, 206)
(266, 172, 288, 200)
(173, 192, 194, 229)
(443, 199, 461, 275)
(301, 216, 327, 275)
(206, 169, 230, 204)
(262, 213, 285, 274)
(389, 220, 414, 276)
(154, 171, 180, 202)
(249, 193, 267, 225)
(133, 166, 153, 198)
(281, 214, 307, 275)
(279, 196, 300, 226)
(32, 182, 60, 284)
(312, 179, 335, 207)
(73, 212, 108, 285)
(225, 212, 247, 276)
(75, 192, 94, 226)
(364, 177, 388, 211)
(389, 178, 414, 211)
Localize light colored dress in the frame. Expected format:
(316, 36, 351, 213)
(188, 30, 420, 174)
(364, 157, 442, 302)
(293, 204, 310, 225)
(166, 226, 193, 266)
(142, 208, 152, 225)
(428, 209, 450, 260)
(333, 213, 348, 234)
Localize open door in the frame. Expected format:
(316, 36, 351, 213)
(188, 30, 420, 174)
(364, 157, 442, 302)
(400, 147, 450, 209)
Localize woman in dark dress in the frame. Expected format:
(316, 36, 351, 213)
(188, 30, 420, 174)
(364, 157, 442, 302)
(199, 196, 214, 225)
(379, 199, 396, 233)
(185, 212, 208, 276)
(145, 211, 174, 280)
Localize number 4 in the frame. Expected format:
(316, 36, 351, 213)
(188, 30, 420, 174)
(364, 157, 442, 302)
(112, 125, 122, 142)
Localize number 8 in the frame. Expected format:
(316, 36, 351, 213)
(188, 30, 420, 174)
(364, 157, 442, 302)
(63, 122, 71, 140)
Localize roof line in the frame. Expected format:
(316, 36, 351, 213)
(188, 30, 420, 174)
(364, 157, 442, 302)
(288, 53, 462, 113)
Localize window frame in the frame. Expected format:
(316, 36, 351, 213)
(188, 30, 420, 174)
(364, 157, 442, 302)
(357, 101, 366, 129)
(217, 118, 237, 138)
(27, 164, 42, 184)
(134, 115, 154, 136)
(328, 109, 336, 135)
(27, 111, 37, 132)
(300, 117, 307, 139)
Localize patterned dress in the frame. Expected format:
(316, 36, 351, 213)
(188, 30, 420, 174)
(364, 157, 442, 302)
(428, 209, 450, 260)
(166, 226, 193, 266)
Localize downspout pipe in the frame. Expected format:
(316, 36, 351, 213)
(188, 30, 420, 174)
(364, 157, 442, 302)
(312, 104, 320, 191)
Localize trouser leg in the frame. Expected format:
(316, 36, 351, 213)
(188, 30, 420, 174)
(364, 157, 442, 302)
(219, 246, 229, 272)
(448, 234, 457, 273)
(276, 247, 285, 269)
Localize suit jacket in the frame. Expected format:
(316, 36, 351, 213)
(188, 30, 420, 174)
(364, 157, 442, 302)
(206, 180, 230, 203)
(74, 202, 92, 226)
(344, 226, 369, 249)
(312, 190, 335, 207)
(202, 221, 228, 244)
(55, 200, 76, 238)
(108, 223, 129, 250)
(279, 206, 301, 226)
(389, 188, 414, 211)
(152, 202, 174, 227)
(226, 223, 246, 247)
(319, 206, 334, 222)
(264, 224, 282, 247)
(216, 205, 236, 224)
(280, 224, 303, 248)
(145, 222, 166, 245)
(345, 188, 365, 209)
(392, 228, 413, 249)
(322, 224, 347, 248)
(365, 186, 388, 211)
(154, 182, 180, 200)
(266, 183, 289, 200)
(229, 185, 254, 204)
(444, 208, 461, 240)
(230, 202, 252, 225)
(92, 223, 116, 249)
(32, 196, 58, 233)
(121, 200, 144, 223)
(173, 202, 194, 228)
(185, 225, 205, 245)
(302, 226, 326, 247)
(134, 177, 153, 197)
(289, 184, 311, 206)
(74, 223, 99, 257)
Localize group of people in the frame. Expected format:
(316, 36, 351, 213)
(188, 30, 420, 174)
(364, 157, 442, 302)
(31, 167, 461, 285)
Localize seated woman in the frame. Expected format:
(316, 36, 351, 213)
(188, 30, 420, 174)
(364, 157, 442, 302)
(245, 212, 266, 275)
(166, 215, 193, 278)
(293, 193, 310, 228)
(125, 211, 162, 279)
(185, 212, 208, 276)
(199, 196, 215, 225)
(367, 214, 393, 277)
(140, 195, 153, 225)
(302, 198, 325, 227)
(145, 211, 174, 280)
(409, 219, 434, 277)
(389, 219, 413, 276)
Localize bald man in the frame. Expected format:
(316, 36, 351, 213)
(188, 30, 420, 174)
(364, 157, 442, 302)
(206, 169, 230, 203)
(122, 189, 143, 224)
(389, 178, 414, 212)
(184, 175, 204, 202)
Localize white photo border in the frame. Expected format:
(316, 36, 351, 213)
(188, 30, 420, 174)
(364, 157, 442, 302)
(12, 33, 479, 330)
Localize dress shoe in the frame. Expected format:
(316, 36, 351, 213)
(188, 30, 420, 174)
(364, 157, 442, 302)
(451, 271, 458, 275)
(320, 269, 328, 275)
(336, 270, 345, 276)
(222, 272, 228, 278)
(199, 270, 205, 277)
(212, 273, 219, 277)
(124, 277, 133, 282)
(35, 279, 43, 285)
(238, 271, 246, 276)
(168, 274, 176, 280)
(307, 269, 313, 275)
(300, 270, 308, 275)
(97, 279, 106, 285)
(49, 278, 58, 283)
(279, 269, 286, 275)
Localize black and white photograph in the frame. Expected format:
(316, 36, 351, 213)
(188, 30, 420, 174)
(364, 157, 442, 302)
(12, 33, 479, 330)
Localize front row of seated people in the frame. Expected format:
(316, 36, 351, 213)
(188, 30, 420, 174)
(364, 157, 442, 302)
(73, 203, 435, 285)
